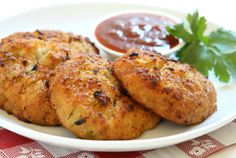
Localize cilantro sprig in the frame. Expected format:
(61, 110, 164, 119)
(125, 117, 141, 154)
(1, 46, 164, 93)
(166, 11, 236, 83)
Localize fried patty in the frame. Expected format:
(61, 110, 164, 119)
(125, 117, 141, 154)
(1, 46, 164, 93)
(1, 30, 99, 55)
(50, 54, 160, 140)
(0, 38, 81, 125)
(0, 30, 100, 126)
(112, 49, 217, 125)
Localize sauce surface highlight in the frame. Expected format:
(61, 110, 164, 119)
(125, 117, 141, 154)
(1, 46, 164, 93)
(95, 13, 179, 53)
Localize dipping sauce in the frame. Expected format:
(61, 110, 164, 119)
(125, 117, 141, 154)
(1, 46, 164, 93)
(95, 13, 179, 53)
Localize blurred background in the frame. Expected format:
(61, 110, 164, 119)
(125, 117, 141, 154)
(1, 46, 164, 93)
(0, 0, 235, 30)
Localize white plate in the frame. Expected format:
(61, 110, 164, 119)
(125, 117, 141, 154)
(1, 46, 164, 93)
(0, 1, 236, 152)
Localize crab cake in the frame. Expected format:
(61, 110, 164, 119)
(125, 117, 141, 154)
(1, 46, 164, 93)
(0, 38, 79, 125)
(1, 30, 99, 55)
(112, 49, 216, 125)
(50, 54, 160, 140)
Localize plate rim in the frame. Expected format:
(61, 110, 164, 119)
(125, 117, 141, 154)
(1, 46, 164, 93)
(1, 109, 235, 151)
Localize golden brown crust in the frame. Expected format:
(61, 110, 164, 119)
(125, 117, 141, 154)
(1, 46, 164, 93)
(112, 48, 217, 125)
(0, 30, 100, 126)
(50, 54, 160, 140)
(1, 30, 99, 55)
(0, 38, 75, 125)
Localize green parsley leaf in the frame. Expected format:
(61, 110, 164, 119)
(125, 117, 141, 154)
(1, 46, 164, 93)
(208, 28, 236, 52)
(187, 11, 208, 43)
(179, 42, 214, 77)
(166, 23, 194, 42)
(214, 60, 230, 82)
(166, 11, 236, 83)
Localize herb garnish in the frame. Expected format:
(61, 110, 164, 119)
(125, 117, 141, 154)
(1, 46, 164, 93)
(167, 11, 236, 83)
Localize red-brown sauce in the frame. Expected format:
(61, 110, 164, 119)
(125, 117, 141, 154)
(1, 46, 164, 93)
(95, 13, 179, 53)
